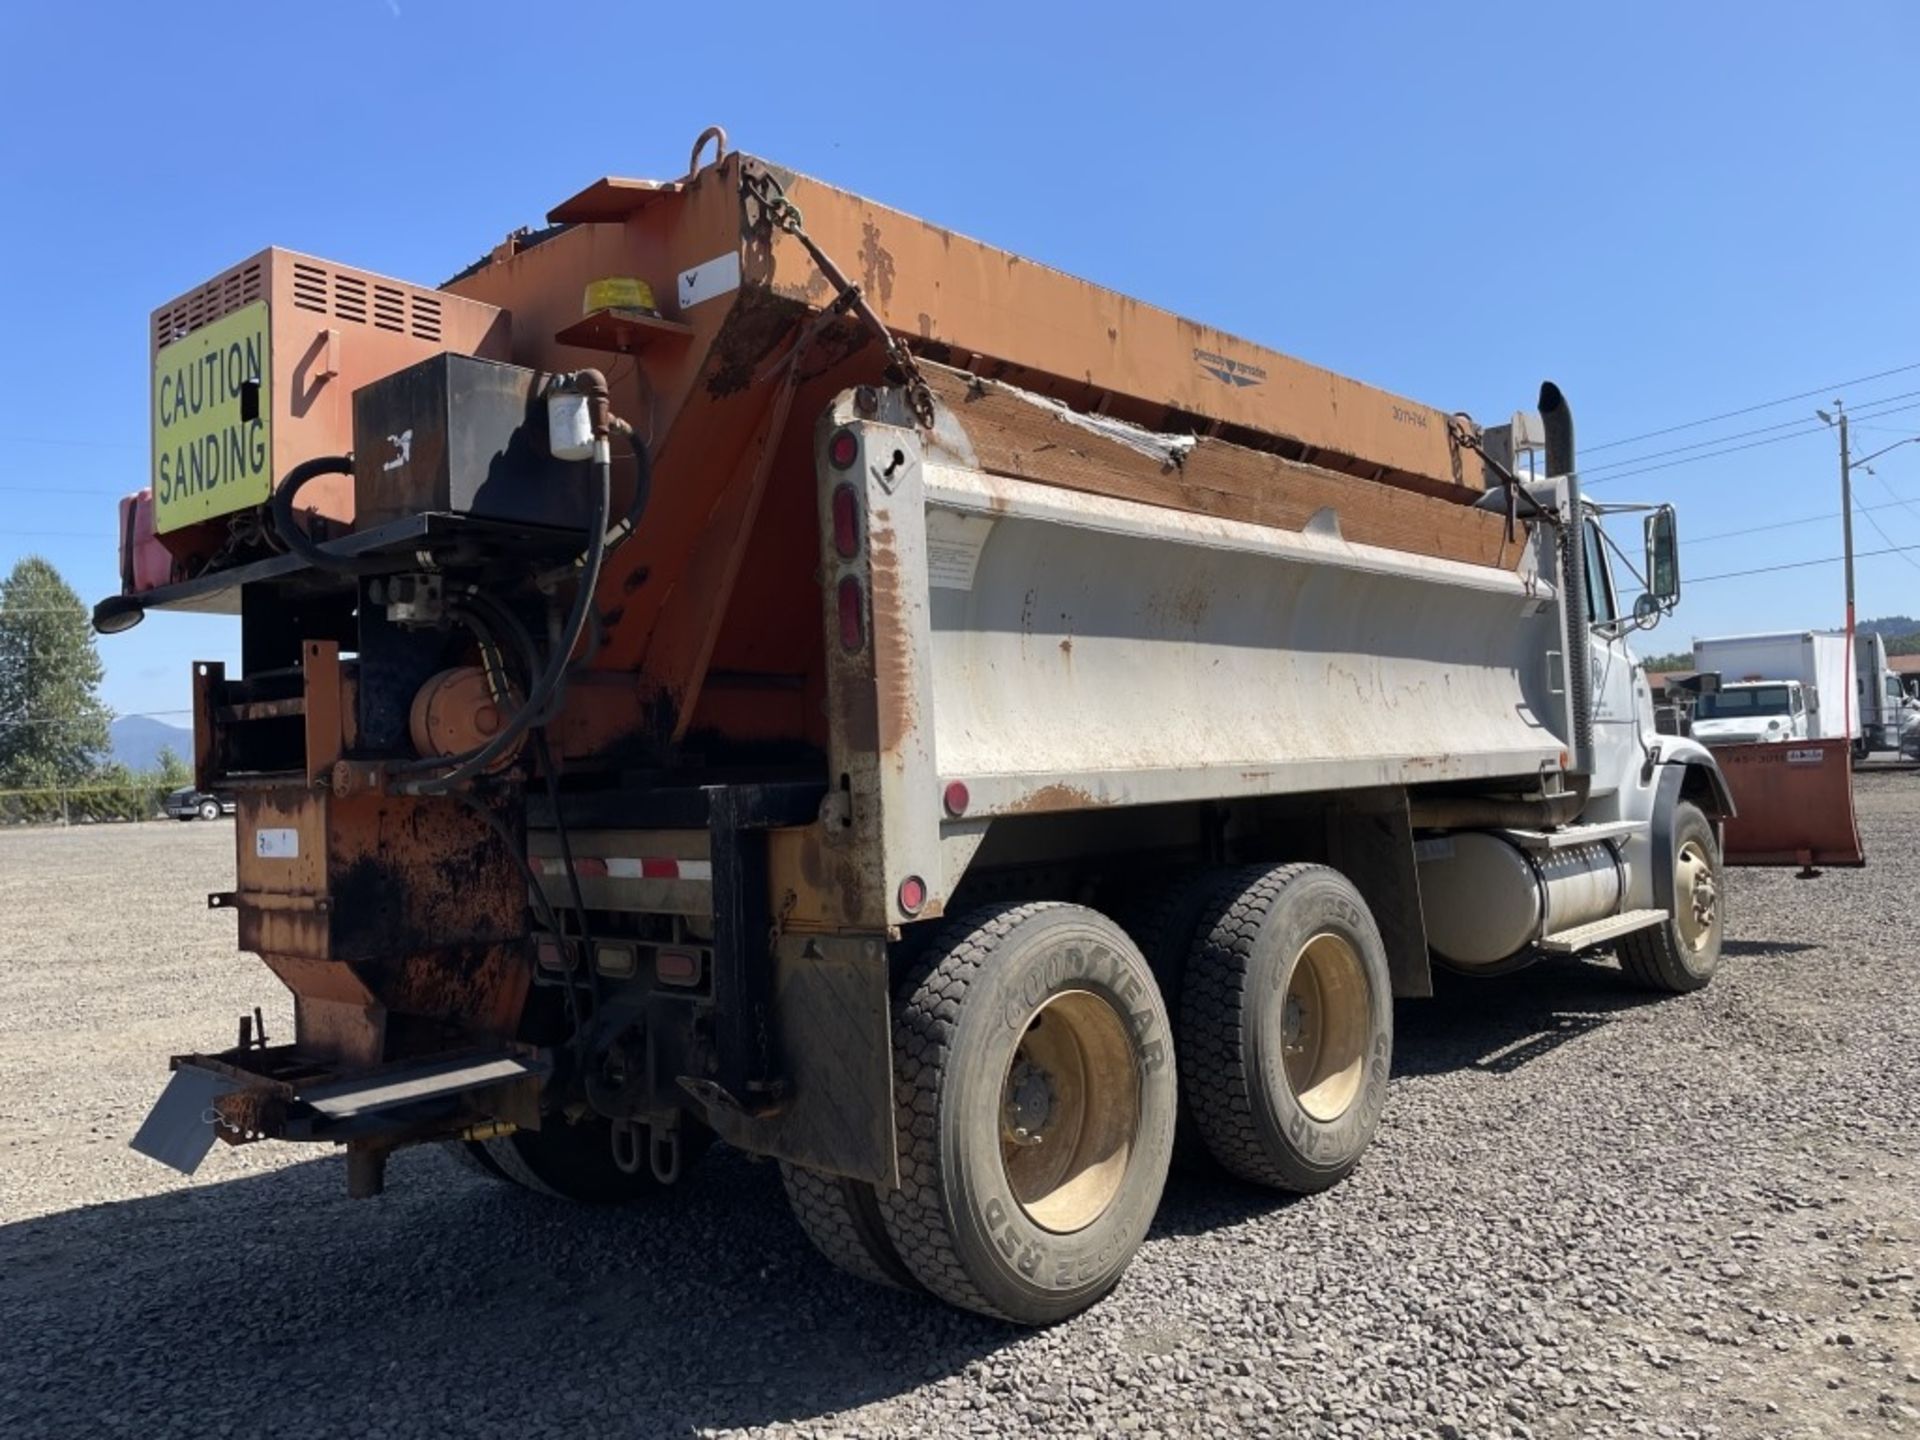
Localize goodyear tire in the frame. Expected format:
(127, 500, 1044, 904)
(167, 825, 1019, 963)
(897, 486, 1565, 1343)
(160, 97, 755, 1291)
(1118, 870, 1239, 1170)
(880, 902, 1176, 1325)
(1180, 864, 1391, 1193)
(780, 1163, 922, 1292)
(1619, 801, 1724, 993)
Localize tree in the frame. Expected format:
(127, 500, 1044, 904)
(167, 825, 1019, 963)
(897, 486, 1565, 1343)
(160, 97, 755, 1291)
(153, 744, 191, 787)
(0, 556, 113, 788)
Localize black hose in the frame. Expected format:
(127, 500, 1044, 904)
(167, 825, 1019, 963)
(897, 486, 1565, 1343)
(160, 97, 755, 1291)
(392, 445, 612, 792)
(269, 456, 381, 575)
(452, 788, 593, 1031)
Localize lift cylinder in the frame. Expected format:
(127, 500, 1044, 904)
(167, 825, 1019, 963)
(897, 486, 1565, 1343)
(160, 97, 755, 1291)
(1417, 834, 1623, 970)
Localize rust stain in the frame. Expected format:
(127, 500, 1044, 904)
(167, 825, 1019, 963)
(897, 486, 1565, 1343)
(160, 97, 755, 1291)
(1004, 782, 1107, 816)
(859, 220, 897, 310)
(866, 523, 917, 754)
(1144, 581, 1213, 630)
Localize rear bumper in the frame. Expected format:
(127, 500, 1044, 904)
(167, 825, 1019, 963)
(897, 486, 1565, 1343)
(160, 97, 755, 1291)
(131, 1042, 549, 1175)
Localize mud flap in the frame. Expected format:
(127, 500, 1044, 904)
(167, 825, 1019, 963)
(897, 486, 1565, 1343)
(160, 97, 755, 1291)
(1714, 738, 1865, 869)
(680, 932, 897, 1188)
(130, 1067, 237, 1175)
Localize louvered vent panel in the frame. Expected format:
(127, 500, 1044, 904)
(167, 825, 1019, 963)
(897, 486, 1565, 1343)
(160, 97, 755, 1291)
(332, 273, 367, 324)
(410, 294, 442, 342)
(292, 263, 328, 314)
(372, 284, 406, 333)
(154, 261, 267, 350)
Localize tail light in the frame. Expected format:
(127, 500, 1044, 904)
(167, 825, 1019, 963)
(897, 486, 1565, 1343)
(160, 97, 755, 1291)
(832, 484, 861, 558)
(837, 576, 866, 651)
(828, 428, 859, 470)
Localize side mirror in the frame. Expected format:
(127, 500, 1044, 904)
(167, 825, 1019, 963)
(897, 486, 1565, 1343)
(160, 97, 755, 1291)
(1644, 504, 1680, 611)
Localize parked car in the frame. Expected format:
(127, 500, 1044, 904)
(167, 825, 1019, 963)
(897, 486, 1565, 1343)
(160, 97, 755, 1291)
(163, 786, 235, 822)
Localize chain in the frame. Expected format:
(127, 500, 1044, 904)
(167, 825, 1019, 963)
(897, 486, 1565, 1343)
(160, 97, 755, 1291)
(742, 166, 937, 429)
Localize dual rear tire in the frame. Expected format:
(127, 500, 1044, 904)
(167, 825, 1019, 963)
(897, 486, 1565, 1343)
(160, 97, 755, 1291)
(785, 869, 1394, 1324)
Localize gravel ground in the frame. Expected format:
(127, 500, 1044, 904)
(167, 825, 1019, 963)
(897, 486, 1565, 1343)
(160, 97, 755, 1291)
(2, 782, 1917, 1440)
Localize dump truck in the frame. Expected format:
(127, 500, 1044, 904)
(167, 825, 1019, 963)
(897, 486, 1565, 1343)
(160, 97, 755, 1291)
(104, 128, 1746, 1325)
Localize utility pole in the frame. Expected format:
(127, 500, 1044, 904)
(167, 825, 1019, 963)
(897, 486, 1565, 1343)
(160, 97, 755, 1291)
(1818, 400, 1856, 744)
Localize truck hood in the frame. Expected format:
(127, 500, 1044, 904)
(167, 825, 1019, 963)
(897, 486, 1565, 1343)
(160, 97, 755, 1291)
(1692, 719, 1790, 745)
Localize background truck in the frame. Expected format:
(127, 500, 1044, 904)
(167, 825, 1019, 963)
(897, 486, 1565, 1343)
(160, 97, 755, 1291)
(106, 129, 1745, 1326)
(1854, 632, 1917, 755)
(1690, 631, 1855, 748)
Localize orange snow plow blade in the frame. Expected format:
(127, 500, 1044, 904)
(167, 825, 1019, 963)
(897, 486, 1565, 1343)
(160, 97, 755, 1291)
(1714, 738, 1865, 870)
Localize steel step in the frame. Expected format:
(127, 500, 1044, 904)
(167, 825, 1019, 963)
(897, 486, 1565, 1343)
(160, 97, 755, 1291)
(1537, 908, 1669, 954)
(1498, 819, 1648, 852)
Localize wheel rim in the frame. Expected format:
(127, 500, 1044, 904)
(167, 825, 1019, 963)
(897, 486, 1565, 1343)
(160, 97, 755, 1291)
(999, 988, 1140, 1234)
(1277, 933, 1370, 1123)
(1675, 839, 1719, 954)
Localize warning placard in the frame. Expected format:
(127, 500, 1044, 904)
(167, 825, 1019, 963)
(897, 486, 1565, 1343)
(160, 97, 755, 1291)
(152, 302, 272, 533)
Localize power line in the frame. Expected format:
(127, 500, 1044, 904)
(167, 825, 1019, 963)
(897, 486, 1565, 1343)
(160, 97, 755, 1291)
(1582, 389, 1920, 477)
(1855, 505, 1920, 577)
(0, 485, 127, 497)
(1586, 359, 1920, 453)
(1586, 398, 1920, 486)
(0, 708, 192, 731)
(1691, 541, 1920, 584)
(0, 436, 141, 452)
(1686, 494, 1920, 545)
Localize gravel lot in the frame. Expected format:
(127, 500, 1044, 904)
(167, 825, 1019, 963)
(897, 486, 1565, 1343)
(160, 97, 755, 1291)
(3, 781, 1917, 1440)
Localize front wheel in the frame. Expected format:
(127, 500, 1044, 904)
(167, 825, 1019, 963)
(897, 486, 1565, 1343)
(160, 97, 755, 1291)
(1619, 800, 1724, 993)
(197, 799, 221, 822)
(879, 902, 1176, 1325)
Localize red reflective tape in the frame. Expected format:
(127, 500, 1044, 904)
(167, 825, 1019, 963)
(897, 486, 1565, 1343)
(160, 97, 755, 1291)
(640, 857, 679, 879)
(571, 857, 609, 878)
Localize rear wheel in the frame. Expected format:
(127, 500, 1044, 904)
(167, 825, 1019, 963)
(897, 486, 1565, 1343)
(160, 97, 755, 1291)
(1118, 870, 1238, 1169)
(781, 1163, 922, 1292)
(880, 902, 1176, 1325)
(1619, 801, 1724, 993)
(1180, 864, 1392, 1192)
(197, 798, 221, 822)
(439, 1138, 509, 1183)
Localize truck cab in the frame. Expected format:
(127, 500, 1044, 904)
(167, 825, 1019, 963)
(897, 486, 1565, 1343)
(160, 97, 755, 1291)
(1691, 681, 1809, 746)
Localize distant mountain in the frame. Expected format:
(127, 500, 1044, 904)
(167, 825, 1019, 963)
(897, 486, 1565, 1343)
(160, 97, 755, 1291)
(110, 714, 192, 773)
(1858, 615, 1920, 639)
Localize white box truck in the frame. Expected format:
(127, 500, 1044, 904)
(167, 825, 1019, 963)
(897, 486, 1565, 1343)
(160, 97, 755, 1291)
(1854, 632, 1918, 754)
(1690, 631, 1855, 747)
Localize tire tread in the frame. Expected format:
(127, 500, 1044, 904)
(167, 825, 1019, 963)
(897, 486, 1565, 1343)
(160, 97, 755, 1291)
(879, 900, 1071, 1321)
(1178, 864, 1319, 1188)
(780, 1162, 922, 1292)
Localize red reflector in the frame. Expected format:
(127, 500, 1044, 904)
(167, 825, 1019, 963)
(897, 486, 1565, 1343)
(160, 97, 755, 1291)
(943, 781, 970, 817)
(828, 428, 859, 470)
(657, 948, 701, 985)
(572, 857, 609, 878)
(639, 857, 678, 879)
(897, 874, 927, 915)
(832, 484, 860, 558)
(838, 575, 865, 651)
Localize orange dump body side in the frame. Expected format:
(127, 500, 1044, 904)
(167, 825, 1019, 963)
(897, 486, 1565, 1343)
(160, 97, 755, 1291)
(441, 150, 1497, 756)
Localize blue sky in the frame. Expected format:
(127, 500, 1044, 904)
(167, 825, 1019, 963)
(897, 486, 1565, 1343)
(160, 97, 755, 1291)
(4, 2, 1918, 723)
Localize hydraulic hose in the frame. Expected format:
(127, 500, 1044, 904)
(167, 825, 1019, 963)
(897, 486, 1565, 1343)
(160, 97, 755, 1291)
(392, 441, 612, 793)
(269, 456, 383, 575)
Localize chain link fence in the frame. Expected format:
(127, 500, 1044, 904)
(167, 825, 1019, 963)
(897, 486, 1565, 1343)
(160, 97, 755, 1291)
(0, 782, 181, 826)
